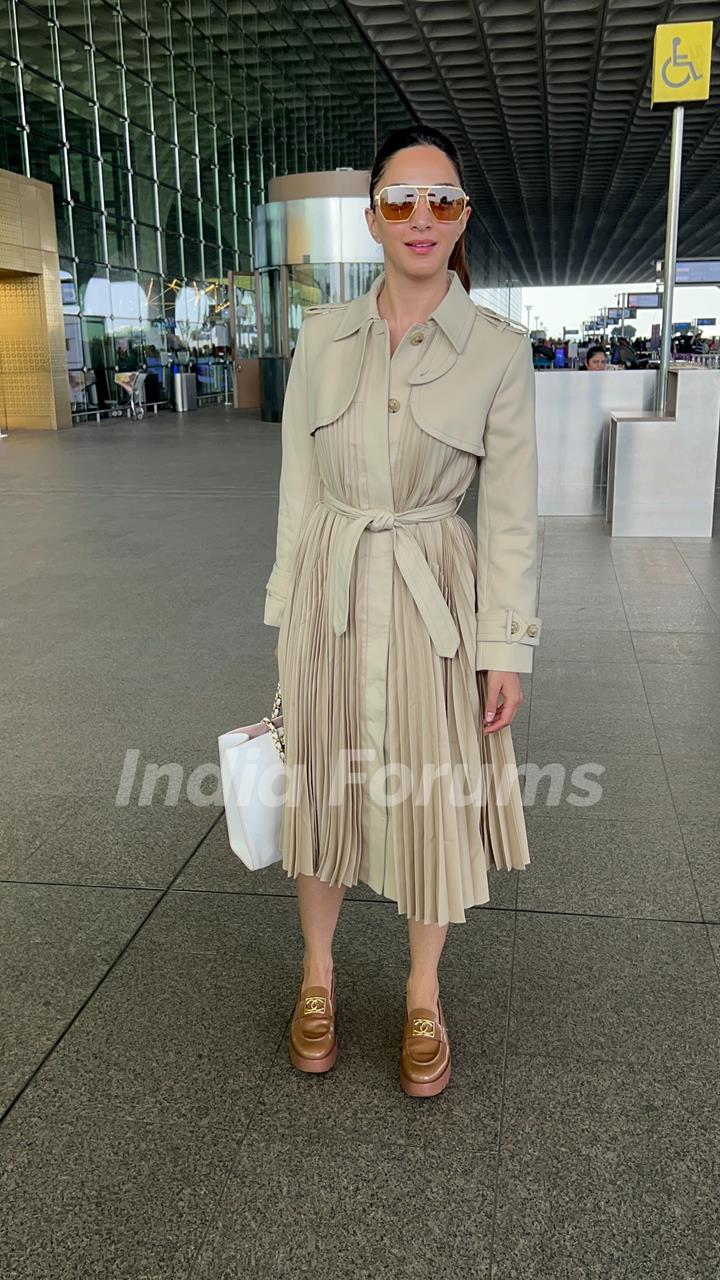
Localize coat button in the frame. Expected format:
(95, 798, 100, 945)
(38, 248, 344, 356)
(510, 620, 520, 634)
(388, 398, 401, 412)
(410, 331, 424, 344)
(527, 623, 538, 637)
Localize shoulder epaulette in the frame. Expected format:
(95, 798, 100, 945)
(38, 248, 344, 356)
(304, 301, 347, 316)
(474, 304, 528, 336)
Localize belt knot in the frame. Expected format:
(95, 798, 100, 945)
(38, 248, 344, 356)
(319, 486, 464, 659)
(367, 509, 396, 531)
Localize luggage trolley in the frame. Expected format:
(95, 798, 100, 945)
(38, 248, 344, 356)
(107, 371, 148, 419)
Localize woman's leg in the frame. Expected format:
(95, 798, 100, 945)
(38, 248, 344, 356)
(406, 919, 448, 1015)
(296, 873, 346, 989)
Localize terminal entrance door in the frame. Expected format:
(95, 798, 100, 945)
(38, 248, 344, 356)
(0, 268, 55, 431)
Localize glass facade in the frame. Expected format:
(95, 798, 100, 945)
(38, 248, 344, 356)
(0, 0, 515, 416)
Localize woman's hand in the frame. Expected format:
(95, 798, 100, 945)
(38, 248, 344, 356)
(482, 670, 523, 734)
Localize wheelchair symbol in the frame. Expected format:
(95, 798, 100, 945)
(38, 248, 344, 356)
(661, 36, 702, 90)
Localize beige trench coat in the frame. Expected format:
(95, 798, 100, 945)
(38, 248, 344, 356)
(263, 268, 542, 925)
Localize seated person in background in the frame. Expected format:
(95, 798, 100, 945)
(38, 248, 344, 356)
(583, 344, 607, 370)
(612, 336, 639, 368)
(533, 338, 555, 365)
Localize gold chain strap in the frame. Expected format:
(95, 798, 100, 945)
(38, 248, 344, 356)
(260, 680, 285, 763)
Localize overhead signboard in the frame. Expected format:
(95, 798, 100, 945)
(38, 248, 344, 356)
(651, 22, 713, 105)
(607, 308, 637, 320)
(627, 293, 661, 309)
(676, 260, 720, 284)
(695, 317, 716, 327)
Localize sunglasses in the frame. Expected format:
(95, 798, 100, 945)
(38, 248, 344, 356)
(373, 184, 469, 223)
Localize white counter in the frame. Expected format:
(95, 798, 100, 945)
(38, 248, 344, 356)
(535, 368, 657, 516)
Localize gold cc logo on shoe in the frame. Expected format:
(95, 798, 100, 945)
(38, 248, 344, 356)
(304, 996, 327, 1014)
(412, 1018, 436, 1038)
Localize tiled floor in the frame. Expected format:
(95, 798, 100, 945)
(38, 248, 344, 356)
(1, 406, 719, 1279)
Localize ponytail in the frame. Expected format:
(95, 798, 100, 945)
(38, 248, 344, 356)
(448, 233, 470, 293)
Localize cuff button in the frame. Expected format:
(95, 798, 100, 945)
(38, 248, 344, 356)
(510, 619, 520, 634)
(527, 624, 538, 637)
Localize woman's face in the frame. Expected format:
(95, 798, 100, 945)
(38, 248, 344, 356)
(365, 144, 472, 278)
(587, 350, 607, 370)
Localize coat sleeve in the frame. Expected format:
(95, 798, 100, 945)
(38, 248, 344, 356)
(263, 320, 322, 627)
(475, 335, 541, 674)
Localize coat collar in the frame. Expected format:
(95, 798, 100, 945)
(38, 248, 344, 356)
(331, 268, 475, 354)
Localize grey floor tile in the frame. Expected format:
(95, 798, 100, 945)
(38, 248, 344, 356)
(491, 1055, 720, 1279)
(16, 924, 295, 1130)
(0, 1105, 242, 1280)
(12, 792, 218, 888)
(509, 913, 720, 1065)
(681, 559, 720, 590)
(192, 1127, 496, 1280)
(532, 600, 629, 631)
(614, 558, 698, 586)
(519, 814, 701, 919)
(0, 883, 160, 1113)
(0, 795, 77, 877)
(680, 820, 720, 922)
(660, 752, 720, 820)
(539, 560, 618, 585)
(527, 700, 660, 758)
(538, 580, 623, 606)
(639, 661, 720, 709)
(708, 924, 720, 970)
(530, 627, 636, 664)
(521, 750, 676, 824)
(530, 659, 648, 705)
(653, 723, 720, 754)
(632, 630, 720, 664)
(625, 598, 720, 633)
(127, 885, 305, 964)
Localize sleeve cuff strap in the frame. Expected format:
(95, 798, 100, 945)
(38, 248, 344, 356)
(476, 607, 542, 646)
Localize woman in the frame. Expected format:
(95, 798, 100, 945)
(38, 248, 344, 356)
(584, 345, 607, 370)
(264, 124, 541, 1097)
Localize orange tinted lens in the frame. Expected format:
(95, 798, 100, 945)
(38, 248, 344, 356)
(379, 186, 418, 220)
(427, 187, 466, 220)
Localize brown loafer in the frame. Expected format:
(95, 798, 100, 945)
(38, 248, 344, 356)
(400, 995, 451, 1097)
(289, 971, 338, 1073)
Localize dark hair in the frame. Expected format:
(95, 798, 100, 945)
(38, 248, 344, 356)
(585, 345, 606, 365)
(368, 124, 470, 293)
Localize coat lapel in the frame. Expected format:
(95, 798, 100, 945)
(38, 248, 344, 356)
(310, 268, 477, 427)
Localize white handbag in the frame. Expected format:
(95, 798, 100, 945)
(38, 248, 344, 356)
(218, 682, 286, 870)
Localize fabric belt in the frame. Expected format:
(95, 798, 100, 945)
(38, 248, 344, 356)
(320, 488, 463, 658)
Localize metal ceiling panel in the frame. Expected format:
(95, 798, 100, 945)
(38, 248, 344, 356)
(345, 0, 720, 283)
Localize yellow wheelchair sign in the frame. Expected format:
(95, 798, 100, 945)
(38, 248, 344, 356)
(652, 21, 713, 104)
